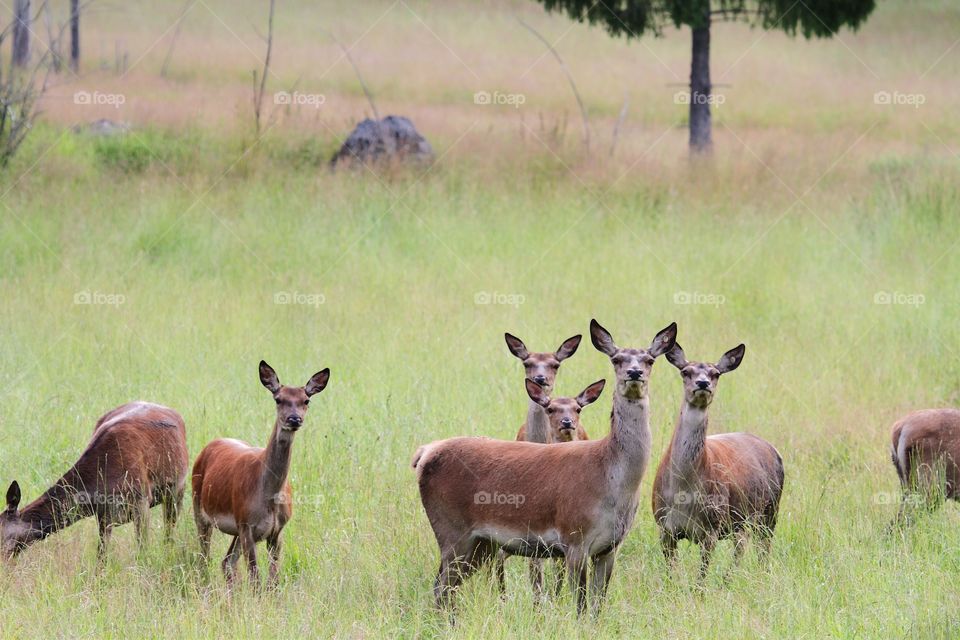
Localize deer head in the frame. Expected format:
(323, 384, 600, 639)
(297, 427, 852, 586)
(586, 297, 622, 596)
(524, 378, 605, 442)
(665, 343, 745, 408)
(259, 361, 330, 432)
(504, 333, 581, 394)
(590, 320, 677, 400)
(0, 481, 32, 560)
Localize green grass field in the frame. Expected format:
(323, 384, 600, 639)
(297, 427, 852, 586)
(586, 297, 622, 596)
(1, 0, 959, 637)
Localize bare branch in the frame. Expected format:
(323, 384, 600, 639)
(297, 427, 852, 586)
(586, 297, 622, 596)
(517, 17, 591, 153)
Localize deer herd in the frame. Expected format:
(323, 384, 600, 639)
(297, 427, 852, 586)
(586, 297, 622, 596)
(1, 320, 959, 618)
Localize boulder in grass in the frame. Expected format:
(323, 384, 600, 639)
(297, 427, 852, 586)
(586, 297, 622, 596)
(330, 115, 433, 168)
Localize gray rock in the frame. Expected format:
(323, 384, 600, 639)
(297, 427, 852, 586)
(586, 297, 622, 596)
(330, 115, 433, 168)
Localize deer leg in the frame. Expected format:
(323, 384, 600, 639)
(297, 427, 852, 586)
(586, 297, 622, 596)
(221, 536, 241, 587)
(590, 550, 616, 618)
(132, 495, 151, 551)
(162, 487, 183, 542)
(238, 525, 260, 591)
(433, 538, 476, 610)
(659, 530, 678, 572)
(96, 514, 114, 561)
(493, 549, 506, 599)
(528, 558, 546, 605)
(553, 558, 566, 598)
(565, 548, 588, 616)
(266, 533, 282, 589)
(698, 536, 717, 582)
(195, 513, 212, 563)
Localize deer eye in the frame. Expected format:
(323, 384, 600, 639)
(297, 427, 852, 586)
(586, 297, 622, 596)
(546, 407, 555, 414)
(303, 399, 310, 406)
(611, 356, 623, 364)
(275, 398, 281, 405)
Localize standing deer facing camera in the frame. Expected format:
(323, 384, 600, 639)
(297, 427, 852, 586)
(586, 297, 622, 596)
(192, 361, 329, 589)
(413, 321, 676, 616)
(496, 332, 585, 601)
(652, 342, 783, 579)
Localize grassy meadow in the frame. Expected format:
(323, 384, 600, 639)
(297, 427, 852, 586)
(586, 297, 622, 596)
(1, 0, 960, 637)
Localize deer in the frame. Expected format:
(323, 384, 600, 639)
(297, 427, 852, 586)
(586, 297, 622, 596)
(496, 332, 586, 601)
(889, 409, 960, 526)
(192, 361, 329, 590)
(413, 320, 676, 616)
(496, 378, 599, 602)
(1, 402, 189, 561)
(652, 342, 784, 580)
(504, 332, 583, 444)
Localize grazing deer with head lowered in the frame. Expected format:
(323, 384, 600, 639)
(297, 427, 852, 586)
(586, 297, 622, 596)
(652, 343, 783, 579)
(1, 402, 189, 561)
(890, 409, 960, 525)
(192, 361, 329, 589)
(496, 332, 586, 600)
(413, 320, 676, 616)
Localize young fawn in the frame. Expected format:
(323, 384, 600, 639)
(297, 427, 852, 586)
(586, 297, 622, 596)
(413, 321, 676, 616)
(497, 332, 586, 600)
(192, 361, 329, 589)
(890, 409, 960, 525)
(652, 343, 783, 579)
(1, 402, 189, 561)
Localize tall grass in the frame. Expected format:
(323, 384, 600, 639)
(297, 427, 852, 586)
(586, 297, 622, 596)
(1, 0, 959, 637)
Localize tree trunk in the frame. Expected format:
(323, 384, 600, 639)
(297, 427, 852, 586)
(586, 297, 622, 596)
(689, 13, 712, 153)
(70, 0, 80, 73)
(12, 0, 30, 67)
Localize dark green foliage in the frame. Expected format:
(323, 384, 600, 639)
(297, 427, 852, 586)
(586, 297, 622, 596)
(536, 0, 874, 37)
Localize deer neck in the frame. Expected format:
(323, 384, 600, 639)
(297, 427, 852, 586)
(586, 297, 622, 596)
(525, 400, 549, 444)
(262, 421, 295, 499)
(664, 403, 709, 488)
(607, 394, 653, 488)
(16, 470, 88, 546)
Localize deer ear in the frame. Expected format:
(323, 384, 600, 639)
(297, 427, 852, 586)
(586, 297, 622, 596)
(716, 344, 745, 374)
(6, 481, 20, 513)
(649, 322, 678, 358)
(259, 360, 280, 394)
(524, 379, 551, 408)
(589, 319, 617, 357)
(576, 379, 606, 407)
(504, 333, 529, 360)
(305, 368, 330, 396)
(665, 344, 687, 370)
(555, 334, 581, 361)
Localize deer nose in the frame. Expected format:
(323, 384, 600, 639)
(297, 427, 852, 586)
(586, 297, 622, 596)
(559, 418, 573, 429)
(696, 380, 710, 390)
(286, 415, 303, 427)
(627, 369, 642, 381)
(532, 375, 547, 386)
